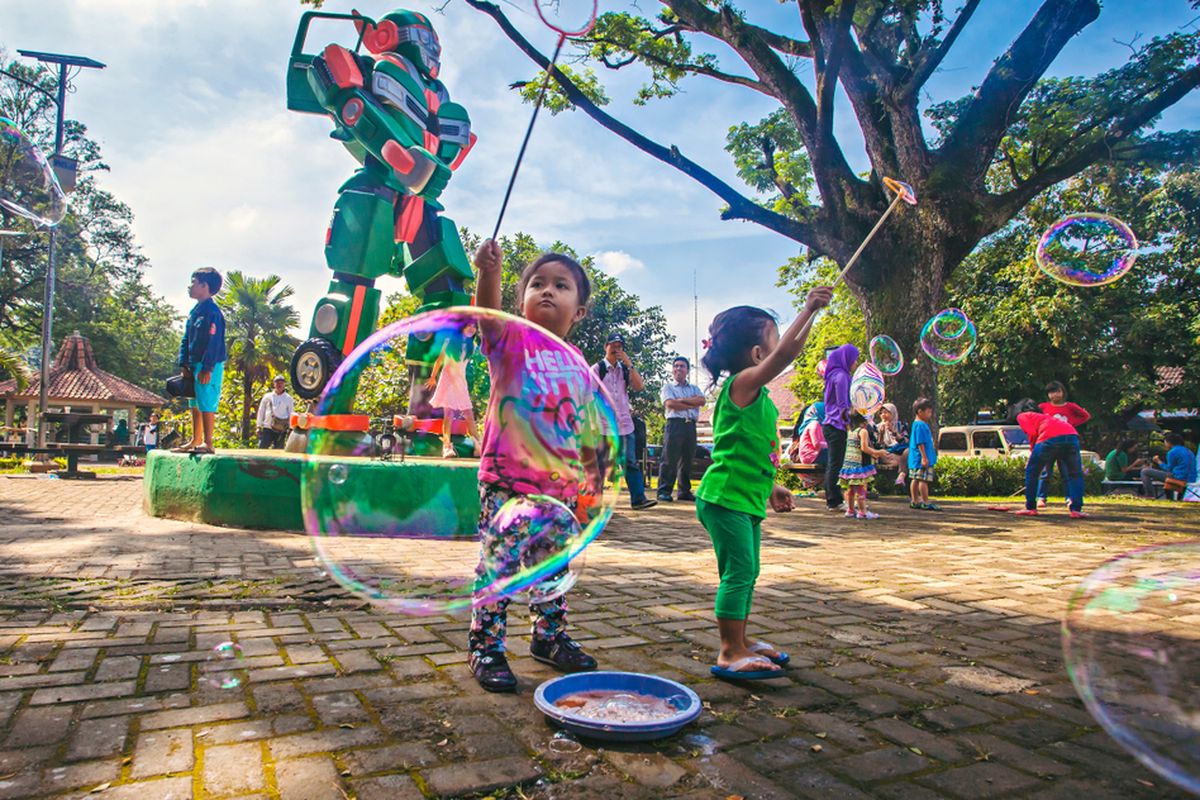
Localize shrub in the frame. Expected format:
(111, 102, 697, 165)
(934, 456, 1103, 497)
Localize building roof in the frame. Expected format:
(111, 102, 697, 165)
(0, 331, 167, 407)
(1157, 365, 1184, 392)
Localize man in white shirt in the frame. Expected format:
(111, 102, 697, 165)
(591, 333, 657, 510)
(256, 376, 295, 449)
(657, 356, 705, 501)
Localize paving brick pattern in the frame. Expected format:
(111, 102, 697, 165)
(0, 476, 1197, 798)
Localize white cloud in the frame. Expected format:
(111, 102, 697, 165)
(590, 250, 644, 277)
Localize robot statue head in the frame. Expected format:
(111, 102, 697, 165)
(353, 8, 442, 80)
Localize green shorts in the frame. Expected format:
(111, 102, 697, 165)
(696, 498, 761, 621)
(187, 361, 224, 413)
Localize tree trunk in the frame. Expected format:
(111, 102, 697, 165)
(853, 231, 957, 431)
(241, 371, 253, 445)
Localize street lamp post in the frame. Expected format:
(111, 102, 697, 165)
(16, 50, 104, 447)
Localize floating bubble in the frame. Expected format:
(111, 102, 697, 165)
(919, 308, 976, 366)
(1036, 213, 1138, 287)
(1063, 543, 1200, 795)
(0, 118, 66, 228)
(850, 362, 885, 416)
(302, 307, 620, 616)
(202, 642, 247, 689)
(534, 0, 598, 37)
(868, 335, 904, 375)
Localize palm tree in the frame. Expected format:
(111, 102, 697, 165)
(218, 272, 300, 444)
(0, 345, 31, 391)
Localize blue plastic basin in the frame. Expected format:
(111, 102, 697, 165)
(533, 671, 702, 742)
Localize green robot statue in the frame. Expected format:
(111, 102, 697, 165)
(286, 8, 476, 417)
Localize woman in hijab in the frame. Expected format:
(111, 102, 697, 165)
(822, 344, 859, 511)
(875, 402, 910, 485)
(788, 401, 827, 466)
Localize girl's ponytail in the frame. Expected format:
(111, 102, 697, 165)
(700, 306, 777, 387)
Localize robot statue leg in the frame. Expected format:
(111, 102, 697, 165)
(393, 196, 474, 455)
(290, 171, 394, 408)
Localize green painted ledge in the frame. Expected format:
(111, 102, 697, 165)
(143, 449, 480, 532)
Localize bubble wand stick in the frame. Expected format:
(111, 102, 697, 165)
(795, 177, 916, 341)
(491, 1, 598, 240)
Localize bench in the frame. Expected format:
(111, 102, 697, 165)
(1101, 480, 1143, 496)
(0, 444, 146, 479)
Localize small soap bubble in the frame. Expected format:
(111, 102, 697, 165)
(548, 729, 582, 754)
(919, 308, 976, 366)
(202, 642, 247, 689)
(327, 464, 347, 485)
(868, 335, 904, 375)
(850, 362, 886, 416)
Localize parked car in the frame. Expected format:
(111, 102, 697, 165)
(937, 424, 1102, 465)
(643, 443, 714, 483)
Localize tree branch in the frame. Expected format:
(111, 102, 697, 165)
(666, 0, 865, 215)
(465, 0, 825, 250)
(990, 62, 1200, 221)
(589, 33, 768, 93)
(938, 0, 1101, 188)
(900, 0, 983, 97)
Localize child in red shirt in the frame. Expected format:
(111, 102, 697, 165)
(1036, 381, 1090, 507)
(1016, 411, 1087, 518)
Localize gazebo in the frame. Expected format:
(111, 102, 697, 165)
(0, 331, 167, 445)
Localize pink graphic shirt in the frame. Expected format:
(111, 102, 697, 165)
(478, 322, 599, 500)
(592, 359, 634, 436)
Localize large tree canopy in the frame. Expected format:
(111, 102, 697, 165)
(0, 55, 180, 393)
(463, 0, 1200, 408)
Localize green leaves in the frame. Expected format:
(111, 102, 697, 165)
(725, 109, 815, 217)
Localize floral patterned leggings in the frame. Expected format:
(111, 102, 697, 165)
(468, 484, 574, 658)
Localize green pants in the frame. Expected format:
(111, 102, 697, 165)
(696, 498, 761, 620)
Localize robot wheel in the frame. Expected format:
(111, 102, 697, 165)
(290, 338, 343, 400)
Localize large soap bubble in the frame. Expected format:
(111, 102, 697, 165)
(1036, 213, 1138, 287)
(302, 307, 620, 616)
(1063, 543, 1200, 795)
(868, 335, 904, 375)
(919, 308, 976, 366)
(0, 118, 66, 228)
(850, 362, 885, 416)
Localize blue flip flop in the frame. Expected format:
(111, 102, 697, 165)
(710, 655, 783, 681)
(751, 641, 790, 667)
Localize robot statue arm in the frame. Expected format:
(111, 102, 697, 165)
(309, 45, 452, 201)
(436, 101, 476, 172)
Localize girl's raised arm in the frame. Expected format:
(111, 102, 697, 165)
(731, 286, 832, 406)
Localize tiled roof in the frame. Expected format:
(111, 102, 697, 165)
(1157, 366, 1185, 392)
(0, 332, 167, 406)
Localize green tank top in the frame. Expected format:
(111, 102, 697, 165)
(697, 373, 780, 518)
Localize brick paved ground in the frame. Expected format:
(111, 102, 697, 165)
(0, 475, 1197, 799)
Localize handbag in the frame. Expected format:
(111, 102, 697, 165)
(271, 416, 290, 433)
(165, 370, 195, 398)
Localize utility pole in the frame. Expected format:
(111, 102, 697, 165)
(17, 50, 105, 446)
(692, 268, 698, 385)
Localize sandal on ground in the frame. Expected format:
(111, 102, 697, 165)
(844, 510, 856, 518)
(710, 656, 782, 681)
(1069, 510, 1090, 519)
(749, 641, 790, 667)
(1014, 509, 1039, 516)
(169, 443, 198, 453)
(530, 634, 597, 673)
(857, 511, 880, 520)
(920, 502, 942, 511)
(191, 445, 215, 455)
(470, 651, 518, 693)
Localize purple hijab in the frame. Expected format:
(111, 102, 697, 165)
(822, 343, 859, 431)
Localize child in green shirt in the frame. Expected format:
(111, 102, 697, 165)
(697, 286, 832, 681)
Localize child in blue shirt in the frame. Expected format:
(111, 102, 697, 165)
(1141, 432, 1198, 498)
(907, 397, 940, 511)
(173, 268, 226, 454)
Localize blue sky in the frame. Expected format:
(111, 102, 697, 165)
(3, 0, 1198, 373)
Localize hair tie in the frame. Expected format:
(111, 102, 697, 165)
(702, 338, 712, 350)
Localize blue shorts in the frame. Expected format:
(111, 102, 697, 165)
(188, 361, 224, 413)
